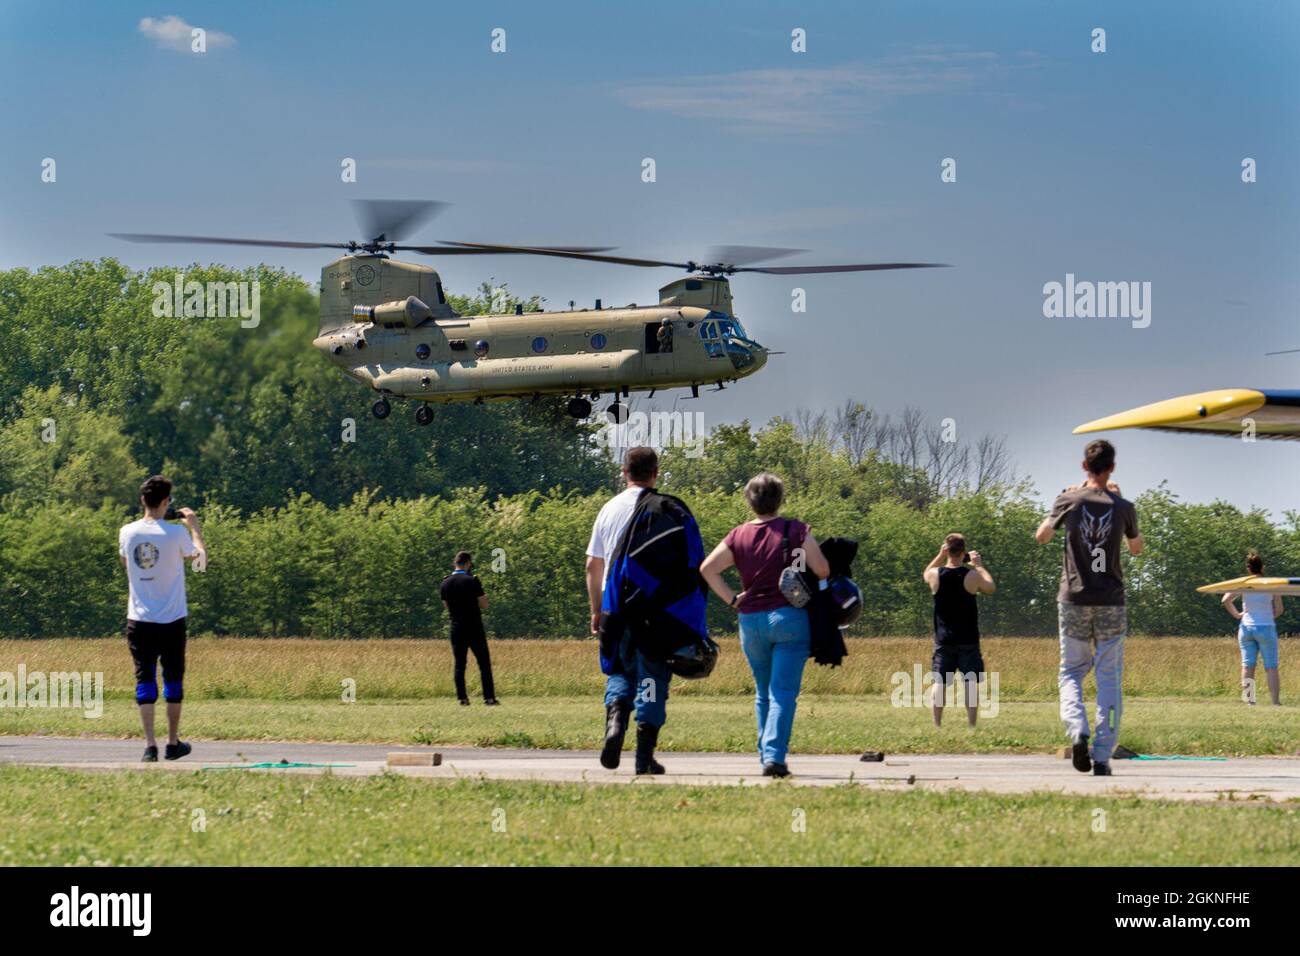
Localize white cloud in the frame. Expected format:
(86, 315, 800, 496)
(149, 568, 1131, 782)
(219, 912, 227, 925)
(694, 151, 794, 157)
(138, 15, 236, 53)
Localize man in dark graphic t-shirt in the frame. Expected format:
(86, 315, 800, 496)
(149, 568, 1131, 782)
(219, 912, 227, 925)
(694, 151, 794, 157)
(1035, 440, 1143, 777)
(439, 551, 498, 705)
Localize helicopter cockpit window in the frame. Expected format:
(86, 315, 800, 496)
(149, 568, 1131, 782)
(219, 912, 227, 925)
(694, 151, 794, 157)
(700, 321, 725, 358)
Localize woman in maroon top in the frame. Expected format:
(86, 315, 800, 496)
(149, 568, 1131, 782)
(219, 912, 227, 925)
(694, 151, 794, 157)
(700, 473, 829, 777)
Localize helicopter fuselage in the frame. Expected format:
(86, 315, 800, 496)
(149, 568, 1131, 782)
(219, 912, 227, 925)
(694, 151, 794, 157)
(311, 254, 768, 405)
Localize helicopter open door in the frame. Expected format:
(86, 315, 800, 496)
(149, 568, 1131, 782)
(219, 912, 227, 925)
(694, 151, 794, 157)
(643, 320, 678, 380)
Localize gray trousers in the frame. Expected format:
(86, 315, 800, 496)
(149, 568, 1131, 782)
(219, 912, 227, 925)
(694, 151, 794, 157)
(1058, 603, 1126, 763)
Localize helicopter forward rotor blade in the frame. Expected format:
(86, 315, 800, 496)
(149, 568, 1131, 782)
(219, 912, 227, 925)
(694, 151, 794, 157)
(703, 245, 806, 267)
(109, 233, 350, 250)
(737, 262, 950, 275)
(351, 199, 449, 243)
(399, 244, 616, 256)
(423, 241, 689, 269)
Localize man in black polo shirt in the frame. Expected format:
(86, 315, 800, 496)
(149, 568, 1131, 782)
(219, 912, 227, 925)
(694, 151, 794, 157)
(439, 552, 498, 705)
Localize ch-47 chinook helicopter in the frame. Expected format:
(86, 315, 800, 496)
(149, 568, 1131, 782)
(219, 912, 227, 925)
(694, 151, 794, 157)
(113, 200, 944, 424)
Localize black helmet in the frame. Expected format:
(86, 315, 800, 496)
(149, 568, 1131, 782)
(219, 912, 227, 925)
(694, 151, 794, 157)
(827, 576, 863, 628)
(667, 639, 719, 679)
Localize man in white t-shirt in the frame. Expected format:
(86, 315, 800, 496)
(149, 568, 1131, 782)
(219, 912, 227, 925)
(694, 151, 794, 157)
(118, 475, 207, 762)
(585, 446, 671, 774)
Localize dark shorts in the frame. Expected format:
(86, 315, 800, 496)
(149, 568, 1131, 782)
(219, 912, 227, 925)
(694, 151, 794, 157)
(126, 617, 187, 704)
(932, 644, 985, 681)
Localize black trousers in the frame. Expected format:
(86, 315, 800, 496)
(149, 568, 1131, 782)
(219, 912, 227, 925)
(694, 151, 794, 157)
(451, 625, 495, 701)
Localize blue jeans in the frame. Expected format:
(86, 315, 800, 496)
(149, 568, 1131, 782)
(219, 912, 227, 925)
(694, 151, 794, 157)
(739, 605, 811, 765)
(603, 630, 671, 728)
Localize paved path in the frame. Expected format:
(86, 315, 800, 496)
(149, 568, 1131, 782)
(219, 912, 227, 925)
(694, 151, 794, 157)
(2, 736, 1296, 802)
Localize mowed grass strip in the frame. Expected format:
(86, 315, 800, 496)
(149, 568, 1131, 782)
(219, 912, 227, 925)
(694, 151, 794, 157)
(0, 766, 1295, 866)
(1, 636, 1285, 700)
(2, 696, 1294, 756)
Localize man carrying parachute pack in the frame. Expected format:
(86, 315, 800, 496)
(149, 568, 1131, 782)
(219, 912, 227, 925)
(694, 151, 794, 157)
(584, 447, 716, 775)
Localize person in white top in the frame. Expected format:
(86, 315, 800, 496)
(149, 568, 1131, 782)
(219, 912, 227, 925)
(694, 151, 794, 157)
(1221, 551, 1283, 706)
(585, 446, 672, 774)
(118, 475, 207, 761)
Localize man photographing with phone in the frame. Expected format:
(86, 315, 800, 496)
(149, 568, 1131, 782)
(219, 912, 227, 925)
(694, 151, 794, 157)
(118, 475, 207, 762)
(923, 534, 996, 727)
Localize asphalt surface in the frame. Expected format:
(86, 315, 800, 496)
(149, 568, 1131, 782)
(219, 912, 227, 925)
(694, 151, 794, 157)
(2, 736, 1297, 801)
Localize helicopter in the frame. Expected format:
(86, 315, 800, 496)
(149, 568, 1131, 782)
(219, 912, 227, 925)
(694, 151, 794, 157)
(113, 201, 945, 425)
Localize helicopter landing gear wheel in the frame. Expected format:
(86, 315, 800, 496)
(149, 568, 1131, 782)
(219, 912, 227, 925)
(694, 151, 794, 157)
(371, 398, 391, 419)
(566, 397, 592, 419)
(606, 401, 629, 424)
(415, 404, 433, 426)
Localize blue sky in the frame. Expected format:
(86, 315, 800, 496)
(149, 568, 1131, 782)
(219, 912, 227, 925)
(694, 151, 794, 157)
(2, 1, 1298, 516)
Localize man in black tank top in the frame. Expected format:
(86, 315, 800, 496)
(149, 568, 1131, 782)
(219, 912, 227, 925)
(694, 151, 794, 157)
(923, 534, 996, 726)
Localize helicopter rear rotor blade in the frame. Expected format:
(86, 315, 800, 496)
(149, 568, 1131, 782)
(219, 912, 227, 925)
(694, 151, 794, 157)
(737, 262, 950, 275)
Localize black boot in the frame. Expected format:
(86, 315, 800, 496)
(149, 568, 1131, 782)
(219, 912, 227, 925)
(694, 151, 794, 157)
(635, 722, 665, 775)
(600, 701, 631, 769)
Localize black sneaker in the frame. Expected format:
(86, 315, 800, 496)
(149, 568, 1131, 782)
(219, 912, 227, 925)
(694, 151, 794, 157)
(484, 698, 500, 706)
(1093, 762, 1112, 776)
(458, 699, 470, 706)
(164, 741, 191, 761)
(141, 746, 158, 763)
(1071, 734, 1092, 773)
(762, 762, 791, 778)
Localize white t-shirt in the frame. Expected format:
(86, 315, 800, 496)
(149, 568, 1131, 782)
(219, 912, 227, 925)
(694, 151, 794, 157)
(586, 487, 646, 584)
(1241, 592, 1276, 627)
(118, 518, 196, 623)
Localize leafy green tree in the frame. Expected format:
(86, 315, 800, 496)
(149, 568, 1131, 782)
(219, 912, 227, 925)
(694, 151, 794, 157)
(0, 385, 141, 508)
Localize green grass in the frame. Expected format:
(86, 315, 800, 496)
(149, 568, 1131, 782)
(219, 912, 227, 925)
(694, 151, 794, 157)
(3, 694, 1294, 756)
(1, 766, 1295, 866)
(2, 637, 1293, 755)
(3, 636, 1289, 700)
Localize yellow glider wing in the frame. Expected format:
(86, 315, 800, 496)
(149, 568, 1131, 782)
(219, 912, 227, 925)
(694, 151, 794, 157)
(1074, 389, 1300, 440)
(1197, 575, 1300, 595)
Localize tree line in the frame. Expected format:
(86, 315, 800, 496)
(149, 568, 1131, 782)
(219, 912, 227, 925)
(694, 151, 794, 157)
(0, 483, 1292, 639)
(1, 261, 1294, 638)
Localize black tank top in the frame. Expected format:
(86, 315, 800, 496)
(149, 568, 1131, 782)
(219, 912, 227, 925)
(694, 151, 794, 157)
(934, 566, 980, 646)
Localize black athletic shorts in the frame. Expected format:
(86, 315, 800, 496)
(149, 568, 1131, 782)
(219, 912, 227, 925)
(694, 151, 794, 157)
(126, 617, 187, 704)
(932, 643, 985, 681)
